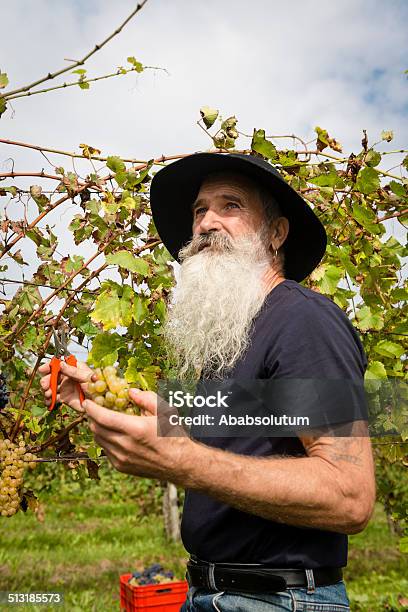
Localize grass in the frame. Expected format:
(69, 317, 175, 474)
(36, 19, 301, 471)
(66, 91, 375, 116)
(0, 491, 406, 611)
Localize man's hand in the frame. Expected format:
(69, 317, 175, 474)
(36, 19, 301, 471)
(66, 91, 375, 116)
(38, 360, 94, 412)
(82, 389, 192, 481)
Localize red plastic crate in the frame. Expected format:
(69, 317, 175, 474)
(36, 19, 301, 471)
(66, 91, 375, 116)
(120, 573, 188, 611)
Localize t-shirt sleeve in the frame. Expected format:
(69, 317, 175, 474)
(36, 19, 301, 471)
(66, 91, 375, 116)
(263, 297, 368, 430)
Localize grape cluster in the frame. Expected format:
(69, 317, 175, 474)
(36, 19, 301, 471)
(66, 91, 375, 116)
(87, 366, 138, 415)
(128, 564, 175, 586)
(0, 439, 37, 517)
(0, 373, 8, 410)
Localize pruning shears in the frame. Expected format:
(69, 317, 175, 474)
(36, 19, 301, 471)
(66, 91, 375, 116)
(48, 328, 85, 411)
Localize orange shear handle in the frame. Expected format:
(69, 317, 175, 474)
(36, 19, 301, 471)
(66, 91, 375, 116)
(65, 354, 85, 406)
(48, 354, 85, 411)
(49, 355, 61, 411)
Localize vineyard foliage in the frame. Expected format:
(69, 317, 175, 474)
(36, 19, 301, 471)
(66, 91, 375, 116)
(0, 10, 407, 549)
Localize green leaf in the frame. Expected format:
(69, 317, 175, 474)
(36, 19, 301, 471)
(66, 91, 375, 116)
(119, 285, 133, 328)
(391, 321, 408, 335)
(390, 288, 408, 303)
(352, 201, 380, 233)
(365, 361, 387, 379)
(199, 105, 219, 128)
(78, 81, 90, 90)
(355, 167, 380, 195)
(356, 305, 384, 331)
(0, 72, 9, 89)
(88, 333, 125, 367)
(389, 180, 406, 197)
(277, 151, 299, 167)
(365, 149, 382, 167)
(106, 156, 126, 173)
(374, 340, 405, 359)
(251, 129, 277, 160)
(72, 69, 86, 75)
(91, 288, 122, 330)
(0, 96, 7, 117)
(63, 255, 84, 273)
(71, 312, 99, 337)
(30, 185, 50, 211)
(0, 185, 17, 197)
(21, 326, 41, 351)
(399, 536, 408, 554)
(154, 298, 167, 322)
(106, 251, 149, 276)
(87, 444, 102, 460)
(314, 126, 342, 152)
(121, 195, 140, 211)
(133, 295, 149, 323)
(125, 364, 160, 390)
(127, 56, 144, 72)
(310, 264, 342, 295)
(309, 171, 344, 188)
(15, 286, 42, 314)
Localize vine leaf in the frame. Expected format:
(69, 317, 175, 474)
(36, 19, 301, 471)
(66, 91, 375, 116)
(315, 126, 342, 153)
(251, 129, 277, 160)
(106, 250, 149, 275)
(356, 305, 384, 331)
(374, 340, 405, 359)
(0, 72, 9, 89)
(127, 56, 144, 72)
(355, 167, 380, 195)
(200, 105, 219, 128)
(88, 332, 126, 367)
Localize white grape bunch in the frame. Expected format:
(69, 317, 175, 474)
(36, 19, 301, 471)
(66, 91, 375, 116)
(0, 438, 37, 518)
(86, 366, 139, 415)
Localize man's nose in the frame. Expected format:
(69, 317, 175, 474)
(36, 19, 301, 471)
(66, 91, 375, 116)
(195, 209, 223, 233)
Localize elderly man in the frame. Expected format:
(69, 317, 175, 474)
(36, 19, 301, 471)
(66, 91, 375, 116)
(39, 153, 375, 611)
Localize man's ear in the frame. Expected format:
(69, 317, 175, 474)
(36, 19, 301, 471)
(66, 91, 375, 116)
(271, 217, 289, 249)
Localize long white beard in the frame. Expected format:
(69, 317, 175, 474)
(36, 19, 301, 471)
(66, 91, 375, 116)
(162, 228, 272, 380)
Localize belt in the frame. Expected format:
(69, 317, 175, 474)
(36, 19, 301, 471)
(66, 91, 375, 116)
(186, 558, 343, 594)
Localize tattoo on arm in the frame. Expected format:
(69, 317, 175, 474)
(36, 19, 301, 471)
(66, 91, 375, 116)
(327, 436, 364, 466)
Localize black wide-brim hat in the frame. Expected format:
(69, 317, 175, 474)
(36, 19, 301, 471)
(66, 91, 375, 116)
(149, 152, 327, 282)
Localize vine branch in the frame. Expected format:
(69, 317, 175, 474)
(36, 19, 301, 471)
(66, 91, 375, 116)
(2, 1, 149, 99)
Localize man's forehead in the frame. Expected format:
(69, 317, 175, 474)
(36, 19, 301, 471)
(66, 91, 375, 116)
(198, 171, 259, 195)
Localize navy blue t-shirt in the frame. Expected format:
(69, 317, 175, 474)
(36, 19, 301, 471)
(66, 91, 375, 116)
(180, 279, 368, 568)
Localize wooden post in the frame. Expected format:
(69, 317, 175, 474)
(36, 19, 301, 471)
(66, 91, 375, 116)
(163, 482, 181, 541)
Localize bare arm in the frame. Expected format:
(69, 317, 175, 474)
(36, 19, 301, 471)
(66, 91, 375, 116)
(38, 362, 375, 535)
(181, 421, 376, 535)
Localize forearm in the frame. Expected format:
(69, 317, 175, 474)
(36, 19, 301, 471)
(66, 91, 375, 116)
(180, 440, 367, 534)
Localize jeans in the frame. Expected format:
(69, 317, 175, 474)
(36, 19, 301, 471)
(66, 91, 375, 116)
(180, 580, 351, 611)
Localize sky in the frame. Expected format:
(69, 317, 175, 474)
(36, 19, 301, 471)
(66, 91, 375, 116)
(0, 0, 407, 355)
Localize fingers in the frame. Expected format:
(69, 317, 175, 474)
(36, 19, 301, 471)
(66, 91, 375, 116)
(83, 399, 138, 433)
(44, 392, 60, 407)
(38, 362, 51, 374)
(59, 361, 92, 383)
(129, 389, 159, 416)
(40, 373, 51, 391)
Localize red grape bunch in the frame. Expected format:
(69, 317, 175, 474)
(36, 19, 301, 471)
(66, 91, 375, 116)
(87, 366, 139, 415)
(0, 438, 37, 518)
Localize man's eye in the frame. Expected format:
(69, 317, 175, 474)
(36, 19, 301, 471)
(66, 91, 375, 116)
(195, 207, 206, 216)
(226, 202, 239, 209)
